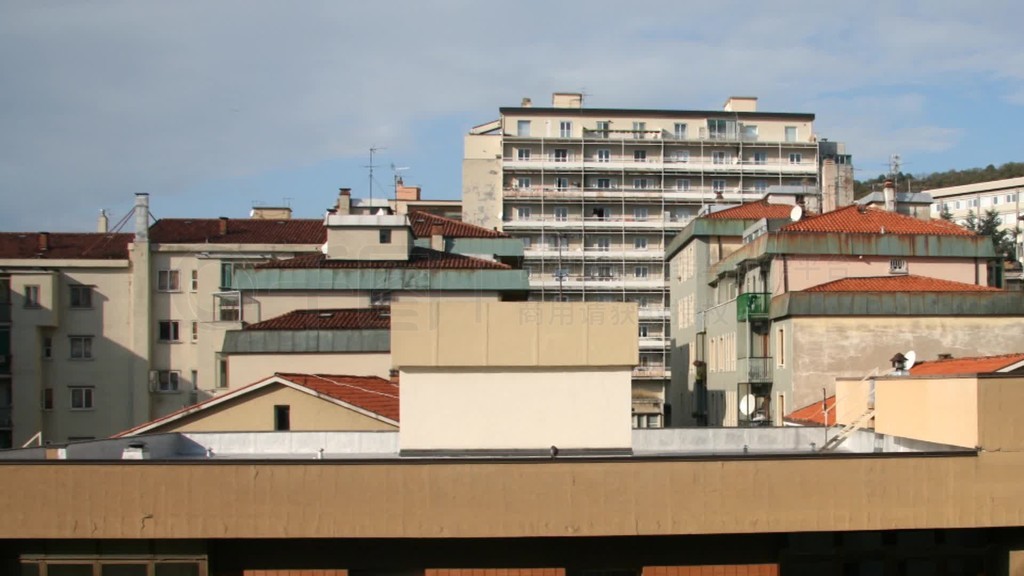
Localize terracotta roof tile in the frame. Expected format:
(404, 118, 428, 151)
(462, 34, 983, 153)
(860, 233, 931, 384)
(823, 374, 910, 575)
(782, 205, 973, 236)
(244, 308, 390, 331)
(0, 233, 132, 260)
(910, 353, 1024, 376)
(257, 247, 511, 270)
(276, 373, 399, 421)
(149, 218, 326, 244)
(785, 396, 835, 426)
(802, 275, 1001, 293)
(703, 201, 796, 220)
(408, 211, 508, 239)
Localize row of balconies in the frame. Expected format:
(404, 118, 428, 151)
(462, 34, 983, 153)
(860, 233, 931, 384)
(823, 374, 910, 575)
(632, 365, 672, 379)
(502, 187, 786, 201)
(506, 127, 816, 145)
(504, 215, 688, 229)
(530, 276, 664, 290)
(523, 247, 666, 261)
(503, 157, 818, 173)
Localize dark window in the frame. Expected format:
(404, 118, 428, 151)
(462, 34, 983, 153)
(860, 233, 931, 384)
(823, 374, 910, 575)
(274, 405, 291, 431)
(379, 229, 392, 244)
(42, 388, 53, 410)
(69, 285, 93, 308)
(158, 321, 180, 342)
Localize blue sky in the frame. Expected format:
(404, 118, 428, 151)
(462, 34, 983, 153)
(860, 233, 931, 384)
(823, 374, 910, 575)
(2, 1, 1022, 230)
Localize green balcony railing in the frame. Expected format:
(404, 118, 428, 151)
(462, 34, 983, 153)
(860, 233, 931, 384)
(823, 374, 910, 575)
(736, 292, 771, 321)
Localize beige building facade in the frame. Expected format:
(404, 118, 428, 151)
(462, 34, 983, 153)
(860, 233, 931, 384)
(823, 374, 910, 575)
(463, 92, 851, 427)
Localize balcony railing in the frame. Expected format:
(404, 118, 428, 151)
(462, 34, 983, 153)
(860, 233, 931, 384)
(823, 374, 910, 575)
(633, 366, 671, 379)
(739, 357, 773, 384)
(736, 292, 771, 321)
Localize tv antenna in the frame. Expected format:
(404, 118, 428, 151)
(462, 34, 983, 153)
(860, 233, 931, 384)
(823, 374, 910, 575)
(390, 163, 410, 201)
(366, 146, 387, 204)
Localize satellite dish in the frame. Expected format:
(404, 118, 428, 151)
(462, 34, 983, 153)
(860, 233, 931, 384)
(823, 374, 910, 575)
(904, 350, 917, 371)
(739, 394, 757, 417)
(790, 205, 803, 222)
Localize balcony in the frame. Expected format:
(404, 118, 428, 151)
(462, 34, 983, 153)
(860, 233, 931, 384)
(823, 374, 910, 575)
(736, 292, 771, 321)
(739, 357, 773, 384)
(530, 275, 665, 291)
(638, 306, 670, 320)
(633, 366, 671, 379)
(639, 336, 670, 349)
(522, 248, 666, 261)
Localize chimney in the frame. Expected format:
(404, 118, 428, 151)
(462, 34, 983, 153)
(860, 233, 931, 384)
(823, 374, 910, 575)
(134, 193, 149, 242)
(336, 188, 352, 216)
(883, 179, 897, 212)
(396, 180, 421, 202)
(430, 222, 445, 251)
(521, 97, 533, 108)
(218, 217, 228, 236)
(37, 232, 49, 252)
(97, 209, 109, 233)
(389, 369, 400, 385)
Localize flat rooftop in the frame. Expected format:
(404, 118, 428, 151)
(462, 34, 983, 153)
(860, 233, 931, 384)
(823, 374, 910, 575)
(0, 428, 968, 462)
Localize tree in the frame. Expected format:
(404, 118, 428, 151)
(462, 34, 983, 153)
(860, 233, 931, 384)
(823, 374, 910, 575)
(939, 204, 954, 221)
(964, 208, 1017, 260)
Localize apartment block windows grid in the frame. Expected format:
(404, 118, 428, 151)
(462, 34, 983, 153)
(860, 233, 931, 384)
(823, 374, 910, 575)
(69, 336, 93, 360)
(559, 121, 572, 138)
(158, 320, 180, 342)
(157, 270, 180, 292)
(24, 285, 39, 308)
(70, 386, 94, 410)
(69, 285, 92, 309)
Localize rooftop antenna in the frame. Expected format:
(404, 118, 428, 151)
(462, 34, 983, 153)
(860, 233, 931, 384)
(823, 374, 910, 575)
(366, 146, 386, 204)
(390, 163, 410, 201)
(889, 153, 902, 192)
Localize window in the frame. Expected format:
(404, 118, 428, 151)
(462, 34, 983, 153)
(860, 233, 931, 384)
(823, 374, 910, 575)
(632, 121, 646, 139)
(158, 321, 180, 342)
(638, 325, 649, 337)
(553, 267, 570, 279)
(69, 336, 93, 359)
(595, 120, 610, 136)
(637, 296, 649, 308)
(554, 148, 568, 162)
(595, 178, 611, 189)
(1008, 194, 1018, 203)
(42, 336, 52, 359)
(676, 179, 691, 191)
(157, 270, 180, 292)
(24, 285, 40, 308)
(789, 153, 802, 164)
(634, 237, 648, 250)
(42, 388, 53, 410)
(274, 405, 291, 431)
(191, 369, 198, 390)
(633, 178, 649, 190)
(521, 237, 532, 249)
(517, 148, 531, 161)
(784, 126, 797, 142)
(591, 207, 609, 220)
(776, 327, 786, 367)
(156, 370, 180, 393)
(379, 229, 392, 244)
(517, 120, 531, 137)
(517, 206, 531, 220)
(217, 293, 241, 321)
(708, 119, 728, 138)
(741, 124, 758, 140)
(220, 262, 253, 289)
(217, 354, 229, 389)
(553, 207, 568, 222)
(633, 150, 647, 163)
(596, 149, 610, 162)
(596, 265, 612, 278)
(548, 235, 568, 250)
(672, 150, 690, 163)
(559, 121, 572, 138)
(754, 180, 768, 193)
(596, 237, 611, 251)
(191, 321, 199, 342)
(371, 290, 392, 306)
(753, 151, 767, 165)
(890, 258, 909, 274)
(969, 198, 978, 208)
(712, 179, 726, 193)
(634, 207, 649, 221)
(516, 177, 531, 189)
(555, 177, 569, 190)
(992, 196, 1000, 205)
(634, 266, 649, 278)
(69, 285, 92, 308)
(712, 151, 728, 165)
(190, 270, 198, 292)
(674, 123, 687, 139)
(70, 387, 94, 410)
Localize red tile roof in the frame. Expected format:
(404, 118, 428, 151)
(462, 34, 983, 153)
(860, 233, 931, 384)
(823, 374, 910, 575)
(408, 211, 508, 239)
(703, 201, 796, 220)
(785, 396, 835, 426)
(257, 247, 512, 270)
(782, 205, 973, 236)
(276, 373, 399, 422)
(910, 353, 1024, 376)
(149, 218, 326, 244)
(0, 233, 132, 260)
(802, 275, 1001, 293)
(244, 308, 391, 331)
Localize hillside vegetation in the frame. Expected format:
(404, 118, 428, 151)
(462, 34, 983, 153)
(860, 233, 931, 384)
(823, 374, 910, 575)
(854, 161, 1024, 198)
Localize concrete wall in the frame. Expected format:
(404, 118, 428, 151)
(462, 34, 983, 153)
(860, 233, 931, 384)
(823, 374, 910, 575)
(835, 378, 872, 425)
(400, 367, 631, 451)
(159, 383, 396, 433)
(774, 255, 983, 295)
(874, 377, 979, 449)
(325, 225, 413, 261)
(227, 352, 391, 388)
(462, 134, 503, 230)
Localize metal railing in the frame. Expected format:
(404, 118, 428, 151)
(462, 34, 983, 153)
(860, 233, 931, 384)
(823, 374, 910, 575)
(736, 292, 771, 321)
(739, 357, 773, 383)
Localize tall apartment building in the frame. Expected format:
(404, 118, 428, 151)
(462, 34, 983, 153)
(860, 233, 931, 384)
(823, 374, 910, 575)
(463, 92, 849, 426)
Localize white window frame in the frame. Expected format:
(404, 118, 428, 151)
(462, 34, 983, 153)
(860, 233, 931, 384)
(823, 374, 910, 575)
(634, 150, 647, 163)
(633, 178, 649, 190)
(190, 270, 199, 292)
(156, 370, 181, 393)
(753, 151, 767, 165)
(69, 284, 93, 309)
(634, 207, 649, 221)
(596, 149, 610, 163)
(638, 325, 650, 338)
(634, 266, 649, 278)
(788, 153, 802, 165)
(157, 269, 181, 292)
(889, 258, 909, 275)
(674, 123, 687, 139)
(158, 320, 181, 342)
(673, 150, 690, 163)
(69, 336, 93, 360)
(553, 149, 568, 163)
(676, 179, 691, 191)
(517, 206, 531, 220)
(712, 151, 728, 165)
(634, 237, 649, 251)
(596, 237, 611, 252)
(595, 120, 610, 136)
(191, 321, 199, 343)
(754, 180, 768, 193)
(784, 126, 797, 142)
(516, 177, 531, 189)
(712, 179, 726, 193)
(559, 121, 572, 138)
(554, 177, 569, 190)
(632, 121, 646, 139)
(24, 285, 40, 308)
(553, 207, 569, 222)
(517, 148, 531, 161)
(595, 178, 611, 189)
(70, 386, 94, 410)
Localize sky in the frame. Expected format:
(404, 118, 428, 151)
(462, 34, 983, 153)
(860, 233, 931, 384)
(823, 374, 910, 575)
(1, 1, 1023, 231)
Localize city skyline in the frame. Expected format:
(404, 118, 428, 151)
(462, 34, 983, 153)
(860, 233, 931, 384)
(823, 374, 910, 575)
(2, 1, 1023, 230)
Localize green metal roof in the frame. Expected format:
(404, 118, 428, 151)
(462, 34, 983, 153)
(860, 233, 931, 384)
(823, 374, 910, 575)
(772, 291, 1024, 318)
(665, 219, 758, 260)
(411, 237, 524, 257)
(239, 268, 529, 291)
(222, 329, 390, 354)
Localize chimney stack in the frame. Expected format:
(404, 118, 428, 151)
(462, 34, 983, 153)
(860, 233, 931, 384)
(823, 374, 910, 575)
(430, 222, 445, 251)
(521, 97, 532, 108)
(37, 232, 49, 252)
(134, 193, 149, 242)
(395, 180, 421, 202)
(883, 179, 897, 212)
(389, 369, 400, 385)
(218, 217, 228, 236)
(97, 209, 108, 233)
(336, 188, 352, 216)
